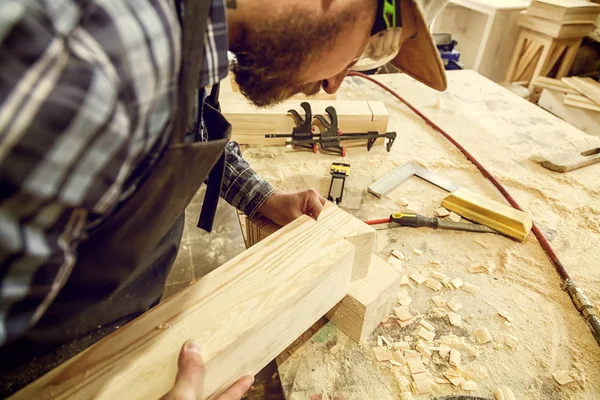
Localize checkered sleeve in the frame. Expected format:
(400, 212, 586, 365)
(221, 142, 275, 217)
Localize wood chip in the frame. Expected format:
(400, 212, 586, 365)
(410, 273, 426, 285)
(506, 335, 519, 349)
(412, 248, 423, 256)
(416, 342, 432, 358)
(434, 207, 450, 218)
(417, 327, 436, 342)
(387, 256, 403, 271)
(462, 380, 478, 391)
(449, 349, 461, 368)
(404, 350, 420, 358)
(436, 377, 452, 385)
(425, 277, 443, 291)
(450, 277, 464, 289)
(394, 306, 414, 321)
(448, 212, 461, 222)
(380, 335, 393, 347)
(398, 374, 411, 387)
(432, 272, 449, 281)
(411, 371, 430, 382)
(392, 250, 406, 260)
(446, 299, 463, 312)
(399, 317, 417, 328)
(553, 370, 574, 385)
(498, 310, 513, 323)
(431, 295, 447, 307)
(475, 328, 493, 344)
(447, 312, 462, 327)
(410, 376, 432, 394)
(438, 344, 451, 359)
(468, 263, 489, 274)
(392, 349, 407, 364)
(419, 320, 435, 332)
(400, 275, 410, 286)
(407, 356, 427, 374)
(389, 360, 404, 367)
(430, 307, 446, 318)
(495, 387, 517, 400)
(398, 294, 412, 306)
(377, 336, 383, 347)
(444, 371, 463, 386)
(394, 341, 411, 351)
(462, 282, 480, 294)
(372, 347, 394, 362)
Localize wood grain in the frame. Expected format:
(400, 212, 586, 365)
(246, 202, 376, 280)
(325, 255, 401, 343)
(13, 216, 355, 400)
(562, 76, 600, 105)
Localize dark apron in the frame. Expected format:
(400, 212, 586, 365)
(0, 0, 228, 395)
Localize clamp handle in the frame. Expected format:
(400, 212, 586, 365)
(288, 102, 314, 140)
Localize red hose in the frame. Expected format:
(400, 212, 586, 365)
(348, 71, 570, 282)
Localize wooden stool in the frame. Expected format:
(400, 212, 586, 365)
(506, 27, 583, 90)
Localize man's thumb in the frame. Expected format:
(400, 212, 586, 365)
(171, 340, 206, 398)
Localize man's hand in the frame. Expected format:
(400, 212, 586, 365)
(162, 340, 254, 400)
(257, 189, 327, 226)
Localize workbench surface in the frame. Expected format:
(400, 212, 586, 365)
(239, 70, 600, 399)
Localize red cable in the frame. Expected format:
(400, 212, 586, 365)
(348, 71, 570, 282)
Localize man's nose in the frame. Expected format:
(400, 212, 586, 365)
(322, 70, 349, 94)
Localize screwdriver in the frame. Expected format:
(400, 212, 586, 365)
(365, 213, 499, 235)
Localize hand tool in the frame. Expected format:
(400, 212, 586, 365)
(328, 162, 350, 204)
(265, 102, 397, 156)
(364, 213, 499, 235)
(368, 162, 460, 198)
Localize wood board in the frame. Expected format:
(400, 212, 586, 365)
(14, 216, 355, 400)
(221, 99, 389, 146)
(562, 76, 600, 105)
(564, 93, 600, 111)
(246, 202, 376, 280)
(538, 89, 600, 136)
(325, 255, 401, 343)
(531, 76, 579, 94)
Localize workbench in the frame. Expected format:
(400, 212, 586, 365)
(237, 70, 600, 399)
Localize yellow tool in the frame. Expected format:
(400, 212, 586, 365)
(328, 162, 350, 204)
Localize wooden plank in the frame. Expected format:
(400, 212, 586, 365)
(564, 93, 600, 111)
(441, 187, 533, 241)
(562, 76, 600, 105)
(221, 99, 389, 146)
(325, 254, 402, 343)
(532, 76, 579, 94)
(14, 216, 355, 400)
(246, 202, 376, 280)
(538, 89, 600, 136)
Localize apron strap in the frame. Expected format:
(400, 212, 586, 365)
(173, 0, 212, 143)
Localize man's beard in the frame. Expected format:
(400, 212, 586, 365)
(230, 8, 355, 107)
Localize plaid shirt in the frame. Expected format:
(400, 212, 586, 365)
(0, 0, 273, 346)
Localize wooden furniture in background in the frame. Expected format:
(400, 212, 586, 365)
(431, 0, 530, 82)
(14, 216, 355, 400)
(506, 1, 600, 89)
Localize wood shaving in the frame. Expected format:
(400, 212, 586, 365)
(416, 342, 433, 358)
(462, 282, 480, 294)
(372, 347, 394, 362)
(392, 250, 406, 260)
(495, 387, 517, 400)
(417, 327, 436, 342)
(394, 306, 414, 321)
(447, 299, 463, 312)
(425, 277, 443, 291)
(498, 310, 513, 322)
(430, 307, 446, 318)
(407, 356, 427, 374)
(394, 341, 411, 350)
(431, 295, 447, 307)
(419, 319, 435, 332)
(380, 335, 393, 347)
(434, 207, 450, 218)
(412, 248, 423, 256)
(462, 380, 478, 391)
(475, 328, 494, 344)
(448, 212, 461, 222)
(432, 271, 449, 281)
(506, 335, 519, 349)
(400, 275, 410, 286)
(447, 311, 462, 327)
(449, 349, 461, 368)
(410, 273, 426, 285)
(392, 349, 407, 364)
(450, 277, 464, 289)
(387, 256, 403, 271)
(552, 370, 574, 385)
(438, 344, 451, 359)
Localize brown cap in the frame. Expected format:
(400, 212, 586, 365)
(392, 0, 447, 91)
